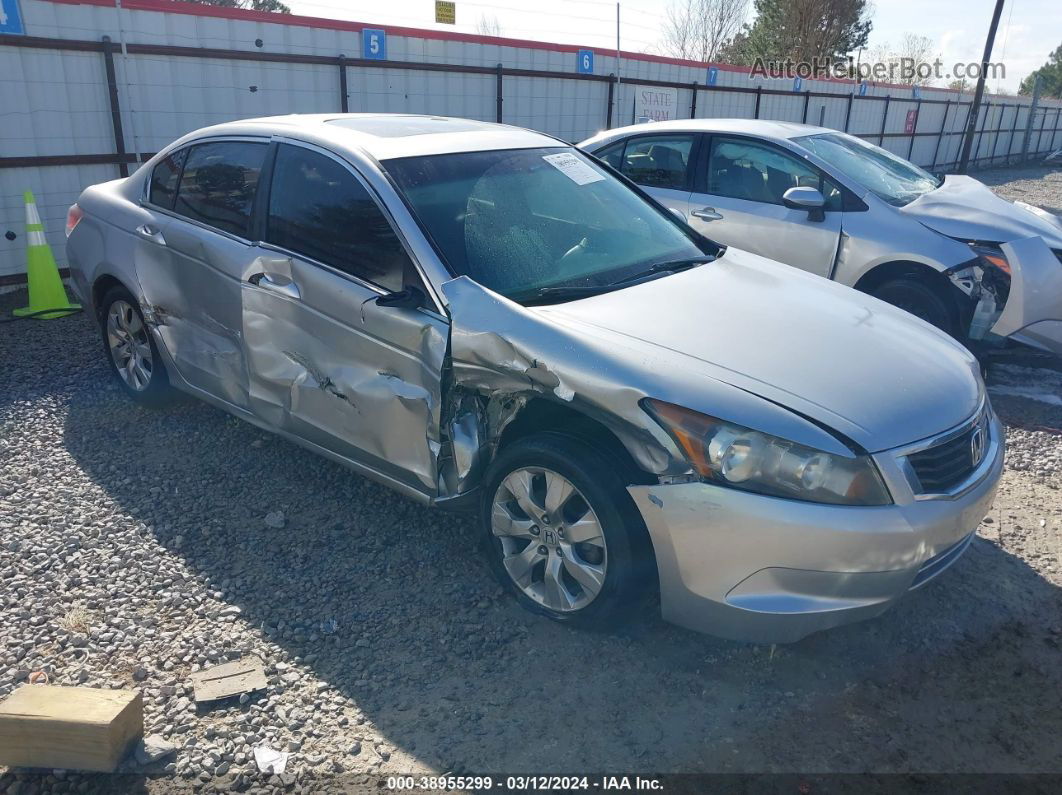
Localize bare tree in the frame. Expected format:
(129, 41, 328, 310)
(870, 33, 939, 86)
(474, 14, 502, 37)
(661, 0, 749, 63)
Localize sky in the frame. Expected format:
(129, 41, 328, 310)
(286, 0, 1058, 93)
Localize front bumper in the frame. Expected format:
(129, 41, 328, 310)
(629, 412, 1004, 643)
(991, 237, 1062, 356)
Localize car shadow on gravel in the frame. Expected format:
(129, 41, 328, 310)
(55, 354, 1062, 774)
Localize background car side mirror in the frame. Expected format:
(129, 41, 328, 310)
(377, 284, 426, 310)
(783, 186, 826, 222)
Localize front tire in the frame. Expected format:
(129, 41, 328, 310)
(480, 432, 652, 628)
(870, 277, 958, 336)
(98, 285, 175, 406)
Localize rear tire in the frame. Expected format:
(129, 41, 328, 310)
(98, 285, 176, 407)
(480, 432, 653, 629)
(870, 277, 958, 336)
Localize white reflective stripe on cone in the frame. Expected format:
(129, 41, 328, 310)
(28, 230, 48, 247)
(25, 203, 43, 227)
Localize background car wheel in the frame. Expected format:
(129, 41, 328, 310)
(99, 285, 175, 406)
(870, 277, 958, 337)
(480, 432, 652, 628)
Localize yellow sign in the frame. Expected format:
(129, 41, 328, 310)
(435, 1, 455, 24)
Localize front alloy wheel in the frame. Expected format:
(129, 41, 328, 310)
(480, 432, 652, 628)
(491, 467, 608, 612)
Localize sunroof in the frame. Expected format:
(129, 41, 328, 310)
(325, 116, 494, 138)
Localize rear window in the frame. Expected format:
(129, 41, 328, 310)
(148, 148, 187, 209)
(173, 141, 268, 238)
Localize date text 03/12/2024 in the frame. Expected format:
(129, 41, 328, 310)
(386, 776, 665, 790)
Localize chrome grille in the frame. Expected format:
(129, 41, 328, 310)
(906, 413, 988, 494)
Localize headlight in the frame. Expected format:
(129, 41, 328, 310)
(968, 243, 1011, 276)
(643, 399, 891, 506)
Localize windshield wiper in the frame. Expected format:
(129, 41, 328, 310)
(608, 257, 712, 287)
(513, 285, 617, 305)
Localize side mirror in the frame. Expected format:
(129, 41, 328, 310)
(377, 284, 426, 310)
(782, 186, 826, 222)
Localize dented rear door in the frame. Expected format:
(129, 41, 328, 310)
(240, 142, 448, 495)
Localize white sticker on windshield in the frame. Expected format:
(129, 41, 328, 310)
(542, 152, 605, 186)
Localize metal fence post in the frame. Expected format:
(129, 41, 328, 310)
(990, 104, 1008, 165)
(606, 73, 615, 128)
(906, 97, 922, 160)
(338, 54, 348, 112)
(689, 81, 698, 119)
(100, 36, 129, 178)
(495, 63, 503, 123)
(1021, 76, 1042, 163)
(801, 90, 810, 123)
(753, 85, 762, 119)
(843, 92, 854, 132)
(972, 101, 990, 166)
(1005, 102, 1021, 163)
(878, 95, 890, 145)
(928, 99, 950, 171)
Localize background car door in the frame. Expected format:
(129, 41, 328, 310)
(240, 142, 447, 495)
(136, 139, 268, 409)
(595, 133, 697, 216)
(686, 135, 843, 278)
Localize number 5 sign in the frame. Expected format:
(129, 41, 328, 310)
(1, 0, 27, 35)
(362, 28, 386, 60)
(577, 49, 594, 74)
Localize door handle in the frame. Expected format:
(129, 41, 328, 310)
(691, 207, 723, 221)
(249, 272, 301, 300)
(135, 223, 166, 244)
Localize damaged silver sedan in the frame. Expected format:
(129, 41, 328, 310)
(580, 120, 1062, 355)
(66, 114, 1003, 642)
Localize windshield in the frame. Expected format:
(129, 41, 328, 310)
(794, 132, 942, 207)
(383, 147, 711, 302)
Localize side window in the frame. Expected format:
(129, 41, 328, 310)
(149, 148, 187, 209)
(594, 140, 626, 170)
(266, 144, 412, 292)
(173, 141, 267, 238)
(707, 137, 843, 210)
(616, 134, 695, 190)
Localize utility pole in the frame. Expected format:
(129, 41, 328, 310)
(957, 0, 1005, 173)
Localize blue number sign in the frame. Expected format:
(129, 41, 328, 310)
(859, 82, 868, 96)
(707, 66, 718, 86)
(793, 76, 803, 92)
(362, 29, 387, 60)
(577, 49, 593, 74)
(0, 0, 26, 36)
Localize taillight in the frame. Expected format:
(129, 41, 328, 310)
(65, 204, 83, 238)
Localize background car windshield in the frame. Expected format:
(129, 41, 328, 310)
(795, 132, 941, 207)
(384, 147, 707, 299)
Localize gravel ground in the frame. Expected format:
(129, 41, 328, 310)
(2, 165, 1062, 793)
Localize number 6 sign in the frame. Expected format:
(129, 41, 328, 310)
(362, 29, 387, 60)
(577, 49, 593, 74)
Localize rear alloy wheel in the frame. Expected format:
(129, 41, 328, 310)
(870, 277, 956, 336)
(99, 285, 175, 406)
(480, 432, 651, 628)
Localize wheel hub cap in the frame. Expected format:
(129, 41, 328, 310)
(491, 467, 607, 613)
(106, 300, 153, 392)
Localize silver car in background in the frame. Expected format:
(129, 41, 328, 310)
(66, 114, 1002, 643)
(580, 119, 1062, 355)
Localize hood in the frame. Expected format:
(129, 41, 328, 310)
(901, 175, 1062, 248)
(539, 249, 983, 453)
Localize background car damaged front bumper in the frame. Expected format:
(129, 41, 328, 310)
(991, 236, 1062, 354)
(628, 425, 1003, 644)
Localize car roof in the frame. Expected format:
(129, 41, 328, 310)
(175, 113, 566, 160)
(584, 118, 835, 145)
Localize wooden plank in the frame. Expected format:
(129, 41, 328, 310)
(0, 686, 142, 772)
(189, 656, 267, 702)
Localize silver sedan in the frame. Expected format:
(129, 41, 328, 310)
(66, 114, 1003, 643)
(580, 119, 1062, 356)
